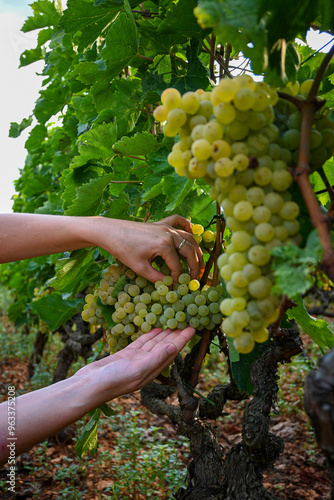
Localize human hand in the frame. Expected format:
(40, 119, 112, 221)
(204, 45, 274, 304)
(74, 327, 196, 402)
(93, 214, 204, 283)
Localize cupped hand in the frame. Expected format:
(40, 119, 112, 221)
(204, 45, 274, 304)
(75, 327, 196, 401)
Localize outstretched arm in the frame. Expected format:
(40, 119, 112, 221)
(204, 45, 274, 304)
(0, 213, 203, 282)
(0, 327, 195, 466)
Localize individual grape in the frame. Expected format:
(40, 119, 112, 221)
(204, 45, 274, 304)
(282, 129, 300, 150)
(300, 79, 313, 97)
(191, 138, 212, 160)
(214, 157, 235, 177)
(271, 170, 293, 191)
(228, 252, 248, 271)
(251, 328, 269, 343)
(167, 108, 187, 128)
(233, 200, 254, 221)
(231, 270, 249, 288)
(153, 104, 168, 122)
(231, 231, 252, 251)
(231, 310, 250, 329)
(254, 222, 275, 242)
(189, 279, 200, 291)
(234, 88, 256, 111)
(233, 333, 255, 354)
(248, 276, 272, 299)
(246, 186, 265, 206)
(252, 206, 271, 224)
(166, 291, 178, 303)
(179, 272, 191, 285)
(248, 245, 271, 266)
(164, 307, 175, 319)
(254, 166, 272, 186)
(213, 102, 236, 124)
(263, 192, 284, 213)
(203, 121, 223, 142)
(181, 91, 200, 114)
(178, 284, 189, 296)
(198, 305, 209, 316)
(279, 201, 300, 220)
(187, 304, 199, 316)
(232, 153, 250, 172)
(202, 230, 215, 243)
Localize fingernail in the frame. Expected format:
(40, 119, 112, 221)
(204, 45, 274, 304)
(167, 344, 177, 355)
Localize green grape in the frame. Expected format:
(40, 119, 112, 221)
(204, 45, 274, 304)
(230, 231, 252, 251)
(181, 91, 200, 114)
(254, 222, 275, 242)
(213, 102, 236, 124)
(234, 88, 256, 111)
(248, 275, 273, 299)
(248, 245, 271, 266)
(198, 305, 209, 316)
(214, 157, 235, 178)
(252, 206, 271, 224)
(231, 310, 250, 329)
(175, 311, 187, 322)
(231, 270, 249, 288)
(263, 192, 284, 213)
(233, 200, 254, 221)
(167, 318, 178, 329)
(254, 166, 272, 186)
(146, 312, 157, 325)
(187, 304, 199, 316)
(203, 121, 223, 142)
(279, 201, 300, 220)
(227, 252, 248, 271)
(164, 307, 175, 319)
(246, 186, 265, 206)
(271, 170, 293, 191)
(233, 333, 255, 354)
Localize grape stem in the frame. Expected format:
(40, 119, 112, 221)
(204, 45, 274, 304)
(191, 203, 224, 388)
(278, 44, 334, 282)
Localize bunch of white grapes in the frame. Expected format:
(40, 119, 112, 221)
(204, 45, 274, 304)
(274, 79, 334, 171)
(82, 264, 223, 354)
(153, 74, 314, 354)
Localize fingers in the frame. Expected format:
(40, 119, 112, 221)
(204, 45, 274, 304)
(159, 214, 193, 234)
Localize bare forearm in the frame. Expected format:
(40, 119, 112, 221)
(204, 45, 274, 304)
(0, 375, 104, 466)
(0, 213, 100, 263)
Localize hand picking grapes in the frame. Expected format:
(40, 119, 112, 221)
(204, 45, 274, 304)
(0, 212, 200, 465)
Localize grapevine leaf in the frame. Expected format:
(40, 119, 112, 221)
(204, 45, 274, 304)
(271, 230, 323, 297)
(112, 275, 128, 297)
(99, 403, 117, 417)
(75, 408, 101, 458)
(30, 293, 84, 331)
(228, 338, 268, 395)
(8, 116, 33, 138)
(164, 176, 194, 212)
(113, 132, 160, 156)
(65, 174, 113, 216)
(19, 46, 46, 67)
(287, 294, 334, 352)
(98, 299, 116, 329)
(72, 122, 117, 168)
(46, 249, 93, 292)
(96, 2, 139, 84)
(158, 0, 205, 39)
(59, 0, 122, 51)
(21, 0, 61, 32)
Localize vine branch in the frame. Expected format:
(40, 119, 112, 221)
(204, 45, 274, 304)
(279, 44, 334, 282)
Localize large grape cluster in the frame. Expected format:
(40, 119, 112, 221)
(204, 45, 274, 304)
(274, 80, 334, 172)
(82, 264, 223, 354)
(153, 74, 312, 354)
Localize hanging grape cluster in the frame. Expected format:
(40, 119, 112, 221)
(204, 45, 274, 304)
(153, 74, 324, 354)
(82, 263, 223, 354)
